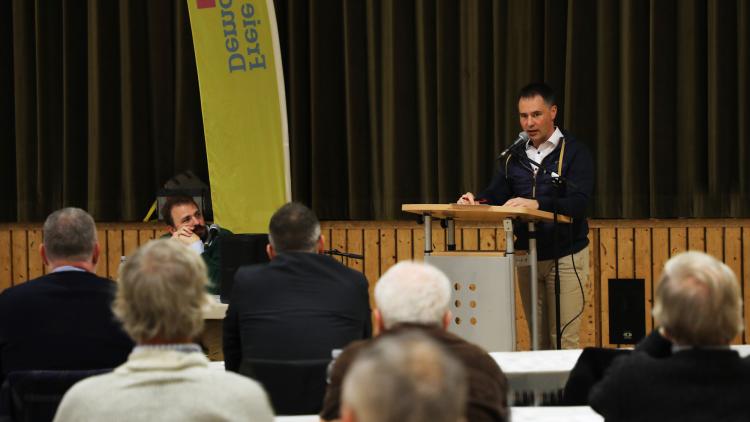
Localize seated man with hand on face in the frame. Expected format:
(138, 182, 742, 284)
(54, 239, 274, 422)
(590, 251, 750, 422)
(161, 195, 231, 294)
(320, 261, 509, 422)
(223, 202, 372, 369)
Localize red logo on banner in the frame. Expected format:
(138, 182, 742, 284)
(197, 0, 216, 9)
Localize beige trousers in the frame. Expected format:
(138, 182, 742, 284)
(518, 245, 589, 349)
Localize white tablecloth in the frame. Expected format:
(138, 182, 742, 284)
(273, 407, 603, 422)
(491, 349, 583, 397)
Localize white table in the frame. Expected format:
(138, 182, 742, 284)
(511, 406, 602, 422)
(491, 349, 583, 404)
(273, 407, 602, 422)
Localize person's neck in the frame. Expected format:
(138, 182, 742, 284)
(49, 260, 95, 273)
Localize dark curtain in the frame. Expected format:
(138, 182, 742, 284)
(2, 0, 749, 221)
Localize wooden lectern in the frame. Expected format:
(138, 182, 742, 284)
(402, 204, 570, 351)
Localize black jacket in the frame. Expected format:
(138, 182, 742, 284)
(223, 252, 372, 371)
(589, 348, 750, 422)
(479, 131, 594, 260)
(0, 271, 134, 381)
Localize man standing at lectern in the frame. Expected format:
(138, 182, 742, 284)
(457, 82, 593, 349)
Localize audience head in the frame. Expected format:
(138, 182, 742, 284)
(161, 195, 206, 238)
(374, 261, 451, 330)
(267, 202, 323, 256)
(341, 331, 467, 422)
(42, 207, 99, 269)
(652, 251, 743, 346)
(114, 239, 209, 343)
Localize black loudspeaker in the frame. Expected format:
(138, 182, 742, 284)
(220, 234, 270, 303)
(608, 279, 646, 344)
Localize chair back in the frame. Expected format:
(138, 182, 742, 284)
(240, 358, 330, 415)
(0, 369, 112, 422)
(562, 347, 631, 405)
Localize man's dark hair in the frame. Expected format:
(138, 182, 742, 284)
(518, 82, 556, 107)
(268, 202, 321, 253)
(161, 195, 199, 227)
(43, 207, 97, 262)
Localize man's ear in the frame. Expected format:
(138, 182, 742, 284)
(550, 104, 558, 121)
(442, 310, 452, 330)
(91, 243, 101, 266)
(317, 234, 326, 254)
(373, 309, 386, 334)
(266, 244, 276, 260)
(40, 244, 49, 266)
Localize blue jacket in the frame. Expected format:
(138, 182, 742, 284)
(478, 131, 593, 260)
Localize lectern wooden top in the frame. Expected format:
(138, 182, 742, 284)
(402, 203, 571, 223)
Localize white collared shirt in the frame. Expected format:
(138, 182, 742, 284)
(525, 127, 563, 174)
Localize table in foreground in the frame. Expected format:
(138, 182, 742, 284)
(273, 406, 602, 422)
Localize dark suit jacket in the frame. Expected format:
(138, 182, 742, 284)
(589, 348, 750, 422)
(223, 252, 371, 371)
(0, 271, 134, 381)
(319, 324, 509, 422)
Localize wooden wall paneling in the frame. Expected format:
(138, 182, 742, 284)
(363, 229, 380, 311)
(346, 229, 364, 273)
(634, 228, 653, 335)
(651, 228, 670, 291)
(496, 227, 507, 252)
(322, 227, 332, 252)
(396, 228, 413, 262)
(578, 230, 597, 347)
(454, 224, 463, 250)
(599, 228, 617, 348)
(0, 230, 12, 293)
(431, 222, 445, 253)
(669, 227, 687, 256)
(138, 229, 156, 246)
(96, 229, 108, 278)
(724, 227, 743, 343)
(379, 229, 397, 275)
(27, 229, 44, 279)
(331, 228, 347, 265)
(462, 227, 479, 251)
(106, 230, 123, 280)
(123, 230, 139, 258)
(11, 229, 28, 286)
(688, 227, 705, 251)
(479, 228, 496, 251)
(743, 228, 750, 344)
(412, 225, 424, 260)
(706, 227, 724, 261)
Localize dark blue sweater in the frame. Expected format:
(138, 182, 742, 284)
(478, 132, 594, 260)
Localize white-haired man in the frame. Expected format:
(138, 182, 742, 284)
(320, 261, 508, 422)
(340, 331, 468, 422)
(0, 208, 133, 382)
(54, 239, 274, 421)
(590, 251, 750, 421)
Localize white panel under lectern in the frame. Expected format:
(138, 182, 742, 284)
(425, 254, 516, 351)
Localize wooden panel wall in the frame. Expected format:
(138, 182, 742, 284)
(2, 219, 749, 348)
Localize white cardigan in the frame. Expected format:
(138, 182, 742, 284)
(54, 348, 274, 422)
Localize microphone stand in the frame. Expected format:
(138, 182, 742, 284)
(323, 249, 364, 260)
(511, 147, 572, 350)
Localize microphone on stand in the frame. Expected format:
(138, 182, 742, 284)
(497, 132, 530, 159)
(204, 223, 220, 247)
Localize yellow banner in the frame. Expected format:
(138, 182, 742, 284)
(187, 0, 290, 233)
